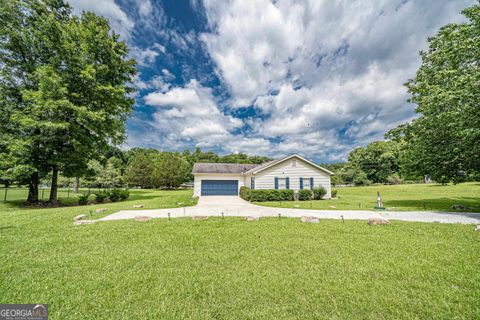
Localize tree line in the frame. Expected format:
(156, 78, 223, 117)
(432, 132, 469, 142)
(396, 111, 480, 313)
(1, 146, 271, 191)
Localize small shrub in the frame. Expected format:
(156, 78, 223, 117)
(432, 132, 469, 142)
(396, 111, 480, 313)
(312, 187, 327, 200)
(78, 193, 90, 205)
(105, 188, 130, 202)
(119, 189, 130, 201)
(298, 189, 313, 201)
(278, 190, 294, 201)
(240, 186, 251, 201)
(107, 188, 129, 202)
(95, 191, 108, 203)
(386, 173, 403, 185)
(331, 189, 338, 198)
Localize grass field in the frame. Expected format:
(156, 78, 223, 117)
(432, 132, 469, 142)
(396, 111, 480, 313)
(0, 188, 197, 216)
(0, 209, 479, 319)
(256, 182, 480, 213)
(1, 188, 479, 318)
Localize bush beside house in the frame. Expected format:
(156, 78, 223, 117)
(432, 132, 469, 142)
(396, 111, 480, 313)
(240, 186, 331, 202)
(298, 189, 313, 201)
(240, 187, 294, 202)
(312, 187, 327, 200)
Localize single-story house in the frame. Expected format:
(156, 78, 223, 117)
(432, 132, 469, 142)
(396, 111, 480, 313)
(192, 154, 333, 197)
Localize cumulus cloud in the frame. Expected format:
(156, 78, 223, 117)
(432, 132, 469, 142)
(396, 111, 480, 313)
(199, 0, 474, 160)
(141, 80, 244, 148)
(72, 0, 474, 161)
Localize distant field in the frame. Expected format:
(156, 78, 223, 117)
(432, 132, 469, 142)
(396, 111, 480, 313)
(256, 182, 480, 212)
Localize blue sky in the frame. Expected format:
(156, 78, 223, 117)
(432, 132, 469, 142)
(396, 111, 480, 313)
(69, 0, 474, 162)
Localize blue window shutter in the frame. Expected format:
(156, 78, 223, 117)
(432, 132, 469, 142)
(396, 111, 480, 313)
(310, 177, 314, 190)
(274, 177, 278, 189)
(299, 178, 303, 189)
(286, 177, 290, 189)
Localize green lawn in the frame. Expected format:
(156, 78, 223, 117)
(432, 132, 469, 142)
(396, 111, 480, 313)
(256, 182, 480, 213)
(0, 188, 197, 218)
(0, 207, 479, 319)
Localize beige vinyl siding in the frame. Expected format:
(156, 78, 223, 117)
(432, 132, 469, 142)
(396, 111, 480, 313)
(254, 158, 331, 197)
(193, 174, 246, 196)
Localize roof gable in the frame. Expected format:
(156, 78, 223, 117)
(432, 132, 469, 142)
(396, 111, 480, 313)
(244, 154, 334, 175)
(192, 155, 333, 175)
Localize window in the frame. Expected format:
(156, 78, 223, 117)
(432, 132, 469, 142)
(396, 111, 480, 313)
(278, 178, 287, 189)
(292, 160, 297, 167)
(302, 178, 311, 189)
(251, 177, 255, 189)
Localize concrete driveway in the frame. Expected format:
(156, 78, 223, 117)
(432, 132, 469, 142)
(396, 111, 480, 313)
(100, 196, 480, 224)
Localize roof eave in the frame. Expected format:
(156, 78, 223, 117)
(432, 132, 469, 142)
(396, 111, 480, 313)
(250, 154, 334, 175)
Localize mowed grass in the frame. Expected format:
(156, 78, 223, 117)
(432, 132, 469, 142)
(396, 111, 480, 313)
(257, 182, 480, 213)
(0, 188, 197, 218)
(0, 209, 479, 319)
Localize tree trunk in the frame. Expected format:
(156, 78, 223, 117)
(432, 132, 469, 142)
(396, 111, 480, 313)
(49, 165, 58, 205)
(27, 172, 39, 204)
(73, 177, 79, 194)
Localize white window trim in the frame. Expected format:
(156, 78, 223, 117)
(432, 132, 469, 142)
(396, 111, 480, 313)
(302, 177, 311, 189)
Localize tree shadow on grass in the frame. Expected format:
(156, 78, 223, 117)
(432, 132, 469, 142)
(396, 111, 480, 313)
(385, 197, 480, 214)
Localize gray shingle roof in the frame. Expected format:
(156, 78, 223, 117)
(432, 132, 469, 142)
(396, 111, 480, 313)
(243, 155, 290, 174)
(192, 163, 260, 174)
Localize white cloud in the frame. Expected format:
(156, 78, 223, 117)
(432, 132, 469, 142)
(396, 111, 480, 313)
(132, 73, 170, 93)
(198, 0, 474, 161)
(137, 1, 153, 16)
(68, 0, 134, 39)
(130, 43, 165, 67)
(143, 80, 243, 144)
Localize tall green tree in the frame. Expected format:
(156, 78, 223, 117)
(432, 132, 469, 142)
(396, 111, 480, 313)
(348, 141, 400, 183)
(125, 153, 155, 188)
(152, 153, 190, 189)
(0, 0, 72, 202)
(0, 0, 136, 204)
(388, 4, 480, 183)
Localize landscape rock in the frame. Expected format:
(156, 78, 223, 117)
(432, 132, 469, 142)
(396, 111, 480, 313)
(95, 208, 107, 213)
(301, 216, 320, 223)
(133, 205, 144, 208)
(451, 204, 469, 210)
(74, 219, 97, 225)
(134, 215, 151, 222)
(246, 216, 260, 222)
(368, 218, 390, 225)
(475, 225, 480, 232)
(73, 214, 88, 221)
(192, 216, 208, 221)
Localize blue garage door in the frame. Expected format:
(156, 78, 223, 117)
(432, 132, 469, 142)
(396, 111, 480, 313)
(201, 180, 238, 196)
